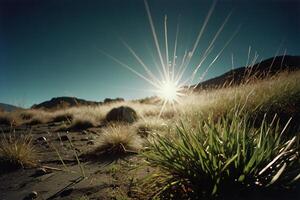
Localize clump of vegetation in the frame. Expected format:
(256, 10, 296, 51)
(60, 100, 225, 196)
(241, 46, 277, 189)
(66, 116, 97, 131)
(50, 112, 73, 123)
(18, 110, 35, 120)
(0, 112, 21, 126)
(86, 124, 142, 158)
(134, 117, 171, 138)
(142, 111, 300, 199)
(25, 117, 47, 125)
(0, 114, 14, 126)
(0, 133, 37, 173)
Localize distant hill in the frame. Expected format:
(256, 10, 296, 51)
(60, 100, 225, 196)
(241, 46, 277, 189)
(31, 97, 100, 110)
(194, 55, 300, 90)
(31, 97, 124, 110)
(0, 103, 22, 112)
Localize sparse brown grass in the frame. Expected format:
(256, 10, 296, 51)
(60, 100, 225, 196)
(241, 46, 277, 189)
(0, 133, 37, 172)
(18, 110, 36, 120)
(167, 70, 300, 130)
(14, 109, 51, 125)
(2, 71, 298, 136)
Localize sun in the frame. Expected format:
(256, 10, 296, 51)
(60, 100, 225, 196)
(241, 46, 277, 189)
(158, 80, 180, 103)
(102, 0, 237, 117)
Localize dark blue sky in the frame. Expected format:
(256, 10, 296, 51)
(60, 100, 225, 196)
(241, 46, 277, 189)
(0, 0, 299, 107)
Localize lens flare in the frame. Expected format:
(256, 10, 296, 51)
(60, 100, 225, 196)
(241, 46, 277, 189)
(158, 81, 179, 103)
(101, 0, 239, 117)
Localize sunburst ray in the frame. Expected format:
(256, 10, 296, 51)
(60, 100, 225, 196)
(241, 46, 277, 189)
(101, 0, 238, 116)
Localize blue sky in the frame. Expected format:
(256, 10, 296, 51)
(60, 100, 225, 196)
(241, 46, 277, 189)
(0, 0, 299, 108)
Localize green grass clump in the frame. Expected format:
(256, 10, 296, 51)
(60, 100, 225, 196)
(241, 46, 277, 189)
(142, 111, 300, 199)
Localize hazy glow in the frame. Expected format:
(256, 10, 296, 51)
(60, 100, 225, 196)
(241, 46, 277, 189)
(158, 81, 179, 103)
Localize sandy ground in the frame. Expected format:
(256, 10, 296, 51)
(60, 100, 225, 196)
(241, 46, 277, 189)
(0, 122, 148, 200)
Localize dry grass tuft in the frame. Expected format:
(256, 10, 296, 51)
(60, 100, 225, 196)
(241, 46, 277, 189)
(25, 117, 47, 126)
(0, 133, 37, 173)
(51, 112, 73, 123)
(18, 111, 35, 120)
(86, 124, 143, 158)
(0, 114, 14, 126)
(134, 117, 172, 138)
(65, 116, 97, 131)
(0, 111, 22, 126)
(18, 109, 50, 125)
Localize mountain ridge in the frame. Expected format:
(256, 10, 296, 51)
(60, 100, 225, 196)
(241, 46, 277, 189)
(31, 97, 124, 110)
(0, 103, 23, 112)
(193, 55, 300, 89)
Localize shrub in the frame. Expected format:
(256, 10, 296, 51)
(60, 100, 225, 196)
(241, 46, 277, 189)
(0, 133, 37, 173)
(142, 111, 300, 199)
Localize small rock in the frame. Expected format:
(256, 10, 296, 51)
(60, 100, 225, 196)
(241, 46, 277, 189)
(29, 191, 38, 199)
(59, 135, 69, 141)
(80, 137, 89, 141)
(87, 140, 95, 145)
(33, 168, 49, 177)
(60, 187, 74, 197)
(24, 191, 38, 200)
(33, 167, 52, 177)
(36, 136, 47, 142)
